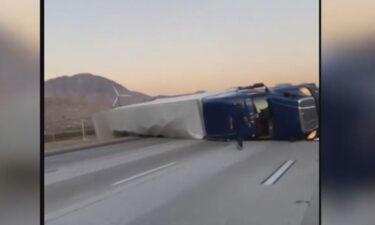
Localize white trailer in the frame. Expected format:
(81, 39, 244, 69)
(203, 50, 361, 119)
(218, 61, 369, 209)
(92, 90, 231, 141)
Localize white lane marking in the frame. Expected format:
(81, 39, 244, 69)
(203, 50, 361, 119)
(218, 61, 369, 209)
(262, 160, 295, 185)
(111, 162, 176, 186)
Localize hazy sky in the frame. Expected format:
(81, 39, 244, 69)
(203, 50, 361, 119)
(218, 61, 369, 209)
(46, 0, 318, 95)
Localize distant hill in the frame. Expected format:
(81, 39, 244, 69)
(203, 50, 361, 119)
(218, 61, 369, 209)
(44, 73, 206, 134)
(44, 73, 152, 133)
(45, 73, 151, 106)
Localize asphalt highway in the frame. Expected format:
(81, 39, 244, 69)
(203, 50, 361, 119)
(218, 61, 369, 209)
(45, 137, 318, 225)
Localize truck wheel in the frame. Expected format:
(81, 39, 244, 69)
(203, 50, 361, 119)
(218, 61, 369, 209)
(289, 136, 295, 142)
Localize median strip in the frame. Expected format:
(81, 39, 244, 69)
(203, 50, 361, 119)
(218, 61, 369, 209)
(112, 162, 176, 186)
(262, 160, 295, 185)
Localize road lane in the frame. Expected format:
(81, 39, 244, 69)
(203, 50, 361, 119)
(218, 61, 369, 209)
(45, 139, 318, 225)
(46, 140, 237, 214)
(112, 162, 177, 186)
(45, 138, 199, 185)
(45, 137, 171, 170)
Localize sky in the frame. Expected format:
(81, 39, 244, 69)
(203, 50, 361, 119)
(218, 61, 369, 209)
(45, 0, 318, 95)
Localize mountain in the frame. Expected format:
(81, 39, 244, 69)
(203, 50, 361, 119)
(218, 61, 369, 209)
(44, 73, 152, 134)
(44, 73, 206, 134)
(45, 73, 151, 106)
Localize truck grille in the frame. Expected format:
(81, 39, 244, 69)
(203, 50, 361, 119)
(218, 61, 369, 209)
(299, 98, 318, 133)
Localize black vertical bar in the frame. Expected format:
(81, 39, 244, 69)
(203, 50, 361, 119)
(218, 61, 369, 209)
(40, 0, 45, 224)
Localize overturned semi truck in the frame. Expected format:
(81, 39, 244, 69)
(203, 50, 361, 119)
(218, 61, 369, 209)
(92, 83, 319, 141)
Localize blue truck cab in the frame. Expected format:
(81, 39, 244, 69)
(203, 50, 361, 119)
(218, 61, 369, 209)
(271, 83, 319, 117)
(202, 83, 319, 141)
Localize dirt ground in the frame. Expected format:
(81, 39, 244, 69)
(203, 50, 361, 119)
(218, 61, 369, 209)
(44, 135, 97, 152)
